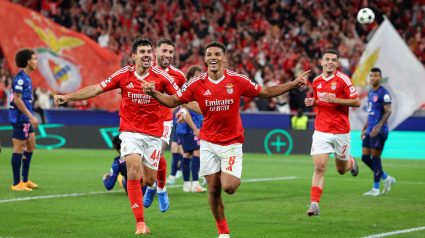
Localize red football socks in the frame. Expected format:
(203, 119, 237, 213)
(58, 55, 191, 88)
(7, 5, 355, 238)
(156, 156, 167, 189)
(128, 179, 144, 223)
(349, 158, 354, 170)
(311, 186, 323, 203)
(216, 218, 230, 234)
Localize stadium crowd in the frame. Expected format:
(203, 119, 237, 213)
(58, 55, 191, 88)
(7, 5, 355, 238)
(1, 0, 425, 112)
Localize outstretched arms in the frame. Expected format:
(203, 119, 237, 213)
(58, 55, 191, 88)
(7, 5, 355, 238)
(257, 70, 310, 99)
(54, 84, 104, 105)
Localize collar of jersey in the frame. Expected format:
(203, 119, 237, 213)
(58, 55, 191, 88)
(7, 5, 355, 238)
(134, 71, 150, 80)
(322, 74, 335, 81)
(208, 75, 225, 84)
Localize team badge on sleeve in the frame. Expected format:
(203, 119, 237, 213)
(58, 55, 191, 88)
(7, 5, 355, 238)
(225, 83, 234, 94)
(18, 79, 24, 85)
(181, 82, 188, 92)
(105, 77, 112, 83)
(383, 94, 391, 103)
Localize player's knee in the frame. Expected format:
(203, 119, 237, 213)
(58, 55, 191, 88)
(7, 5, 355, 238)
(314, 163, 327, 174)
(223, 184, 238, 195)
(144, 177, 156, 186)
(336, 168, 347, 175)
(26, 144, 35, 152)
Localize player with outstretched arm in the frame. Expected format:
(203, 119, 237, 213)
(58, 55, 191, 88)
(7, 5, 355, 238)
(140, 41, 309, 238)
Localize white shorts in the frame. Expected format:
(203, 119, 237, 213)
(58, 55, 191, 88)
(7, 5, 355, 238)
(311, 131, 351, 161)
(120, 132, 162, 170)
(199, 140, 243, 178)
(161, 120, 173, 145)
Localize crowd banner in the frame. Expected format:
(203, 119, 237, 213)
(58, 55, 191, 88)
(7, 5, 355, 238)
(350, 18, 425, 130)
(0, 0, 121, 111)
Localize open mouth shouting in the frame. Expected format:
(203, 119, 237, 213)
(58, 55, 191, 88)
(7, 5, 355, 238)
(161, 58, 170, 66)
(209, 61, 218, 69)
(142, 57, 151, 67)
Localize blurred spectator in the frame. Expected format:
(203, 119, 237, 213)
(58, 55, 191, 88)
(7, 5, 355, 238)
(35, 87, 52, 109)
(245, 100, 259, 113)
(291, 108, 308, 130)
(274, 95, 290, 114)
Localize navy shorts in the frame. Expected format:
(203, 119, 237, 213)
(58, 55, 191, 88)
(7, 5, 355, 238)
(180, 133, 200, 153)
(12, 122, 34, 140)
(362, 133, 388, 150)
(171, 126, 181, 145)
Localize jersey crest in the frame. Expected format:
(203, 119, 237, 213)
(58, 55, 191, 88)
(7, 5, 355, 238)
(331, 81, 337, 90)
(225, 83, 234, 94)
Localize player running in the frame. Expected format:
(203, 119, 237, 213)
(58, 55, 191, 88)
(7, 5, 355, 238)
(54, 38, 189, 235)
(304, 49, 360, 216)
(143, 39, 187, 212)
(140, 41, 308, 238)
(9, 48, 39, 191)
(361, 67, 395, 196)
(176, 65, 206, 193)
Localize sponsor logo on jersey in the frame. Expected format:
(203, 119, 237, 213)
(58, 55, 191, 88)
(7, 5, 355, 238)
(225, 83, 234, 94)
(128, 92, 152, 104)
(317, 92, 336, 102)
(127, 83, 134, 88)
(317, 83, 322, 88)
(205, 99, 234, 112)
(331, 81, 337, 90)
(204, 89, 211, 96)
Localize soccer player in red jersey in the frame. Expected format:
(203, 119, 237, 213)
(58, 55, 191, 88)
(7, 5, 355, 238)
(142, 39, 187, 212)
(54, 38, 184, 234)
(304, 49, 361, 216)
(140, 41, 309, 238)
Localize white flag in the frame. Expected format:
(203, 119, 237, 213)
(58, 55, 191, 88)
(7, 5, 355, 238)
(350, 18, 425, 130)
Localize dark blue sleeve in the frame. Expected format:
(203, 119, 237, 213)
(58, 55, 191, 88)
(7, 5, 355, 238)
(12, 76, 25, 94)
(381, 89, 392, 105)
(103, 159, 120, 190)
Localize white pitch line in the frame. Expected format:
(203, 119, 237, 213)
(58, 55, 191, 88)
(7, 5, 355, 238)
(0, 176, 297, 203)
(297, 177, 425, 185)
(359, 226, 425, 238)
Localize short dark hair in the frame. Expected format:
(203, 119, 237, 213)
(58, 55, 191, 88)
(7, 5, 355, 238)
(205, 41, 226, 55)
(112, 135, 122, 151)
(156, 38, 175, 49)
(322, 49, 339, 59)
(15, 48, 35, 68)
(371, 67, 382, 76)
(132, 38, 152, 54)
(185, 65, 202, 80)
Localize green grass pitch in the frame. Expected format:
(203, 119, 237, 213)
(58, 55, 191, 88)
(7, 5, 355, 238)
(0, 148, 424, 237)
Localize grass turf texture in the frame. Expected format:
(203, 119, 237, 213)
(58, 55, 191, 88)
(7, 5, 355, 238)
(0, 148, 424, 238)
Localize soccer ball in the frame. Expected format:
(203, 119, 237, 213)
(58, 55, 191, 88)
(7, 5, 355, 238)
(357, 8, 375, 25)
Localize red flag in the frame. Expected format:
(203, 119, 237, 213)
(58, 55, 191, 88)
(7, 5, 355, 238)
(0, 0, 121, 111)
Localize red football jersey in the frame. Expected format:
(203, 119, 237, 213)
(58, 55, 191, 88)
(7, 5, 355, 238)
(177, 70, 262, 145)
(100, 65, 180, 137)
(313, 71, 359, 133)
(151, 61, 186, 121)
